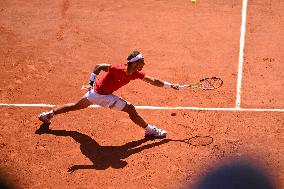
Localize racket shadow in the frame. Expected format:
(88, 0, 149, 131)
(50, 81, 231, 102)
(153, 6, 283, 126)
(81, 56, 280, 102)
(165, 136, 214, 146)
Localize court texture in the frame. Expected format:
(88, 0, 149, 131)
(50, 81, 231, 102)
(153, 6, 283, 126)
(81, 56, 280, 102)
(0, 0, 283, 188)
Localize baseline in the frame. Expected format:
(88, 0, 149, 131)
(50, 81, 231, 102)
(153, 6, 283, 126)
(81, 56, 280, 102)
(0, 103, 283, 112)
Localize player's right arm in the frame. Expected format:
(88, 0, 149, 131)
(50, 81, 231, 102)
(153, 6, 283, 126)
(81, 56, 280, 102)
(142, 75, 180, 90)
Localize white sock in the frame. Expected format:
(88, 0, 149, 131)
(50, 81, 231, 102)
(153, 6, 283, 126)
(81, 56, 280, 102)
(48, 110, 54, 116)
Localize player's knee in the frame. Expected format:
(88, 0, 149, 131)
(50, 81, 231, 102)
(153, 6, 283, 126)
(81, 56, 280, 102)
(123, 104, 137, 115)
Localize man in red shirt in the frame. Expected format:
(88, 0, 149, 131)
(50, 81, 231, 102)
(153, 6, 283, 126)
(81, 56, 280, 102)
(39, 51, 180, 138)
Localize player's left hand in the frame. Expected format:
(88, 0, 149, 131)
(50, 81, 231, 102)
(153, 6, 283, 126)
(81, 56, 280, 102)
(81, 84, 93, 91)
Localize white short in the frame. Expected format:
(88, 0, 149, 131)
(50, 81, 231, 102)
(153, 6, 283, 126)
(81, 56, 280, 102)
(85, 89, 127, 111)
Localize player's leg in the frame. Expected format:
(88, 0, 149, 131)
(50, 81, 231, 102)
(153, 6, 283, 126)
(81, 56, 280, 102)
(120, 103, 147, 128)
(53, 97, 92, 115)
(110, 98, 167, 138)
(38, 95, 92, 124)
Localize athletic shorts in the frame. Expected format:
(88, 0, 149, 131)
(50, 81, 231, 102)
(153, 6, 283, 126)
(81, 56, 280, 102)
(85, 89, 127, 111)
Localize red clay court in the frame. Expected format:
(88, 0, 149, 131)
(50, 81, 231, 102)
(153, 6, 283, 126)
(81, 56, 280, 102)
(0, 0, 283, 188)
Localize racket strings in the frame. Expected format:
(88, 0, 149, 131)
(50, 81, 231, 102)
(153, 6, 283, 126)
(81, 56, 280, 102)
(201, 77, 223, 90)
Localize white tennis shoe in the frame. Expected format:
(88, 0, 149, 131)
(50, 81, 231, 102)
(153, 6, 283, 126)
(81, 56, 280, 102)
(38, 110, 54, 124)
(145, 124, 167, 139)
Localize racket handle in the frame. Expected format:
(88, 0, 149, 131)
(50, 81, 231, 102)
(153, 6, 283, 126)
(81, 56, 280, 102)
(179, 85, 190, 88)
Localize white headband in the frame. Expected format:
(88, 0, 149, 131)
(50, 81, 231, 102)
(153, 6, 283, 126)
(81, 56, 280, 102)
(128, 53, 144, 63)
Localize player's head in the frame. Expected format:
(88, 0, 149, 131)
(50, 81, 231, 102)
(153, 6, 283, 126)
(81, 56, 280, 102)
(127, 50, 145, 71)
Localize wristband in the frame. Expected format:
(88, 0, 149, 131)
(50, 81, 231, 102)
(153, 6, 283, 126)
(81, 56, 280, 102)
(89, 73, 96, 87)
(163, 81, 172, 88)
(89, 73, 96, 81)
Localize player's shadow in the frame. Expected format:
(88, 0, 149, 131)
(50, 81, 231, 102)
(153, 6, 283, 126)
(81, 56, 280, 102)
(35, 123, 170, 173)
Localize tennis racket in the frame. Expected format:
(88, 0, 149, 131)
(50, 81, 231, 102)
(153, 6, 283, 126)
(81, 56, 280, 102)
(179, 77, 223, 90)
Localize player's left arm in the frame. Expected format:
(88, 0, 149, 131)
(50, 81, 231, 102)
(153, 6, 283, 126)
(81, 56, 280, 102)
(81, 64, 110, 90)
(142, 75, 180, 90)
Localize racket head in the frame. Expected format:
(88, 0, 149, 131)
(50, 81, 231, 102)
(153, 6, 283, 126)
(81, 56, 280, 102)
(199, 77, 223, 90)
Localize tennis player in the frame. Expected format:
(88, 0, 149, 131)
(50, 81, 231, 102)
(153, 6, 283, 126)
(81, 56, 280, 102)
(38, 51, 180, 138)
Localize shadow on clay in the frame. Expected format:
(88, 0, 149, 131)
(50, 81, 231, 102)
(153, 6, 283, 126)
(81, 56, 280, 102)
(35, 123, 170, 173)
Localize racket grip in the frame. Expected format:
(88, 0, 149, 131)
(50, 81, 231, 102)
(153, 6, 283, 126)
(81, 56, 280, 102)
(179, 85, 190, 88)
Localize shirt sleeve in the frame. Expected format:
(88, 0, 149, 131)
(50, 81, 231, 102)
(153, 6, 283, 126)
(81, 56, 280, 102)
(108, 65, 116, 73)
(136, 71, 145, 79)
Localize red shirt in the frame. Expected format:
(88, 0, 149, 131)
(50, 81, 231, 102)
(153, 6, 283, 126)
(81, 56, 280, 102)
(94, 64, 145, 94)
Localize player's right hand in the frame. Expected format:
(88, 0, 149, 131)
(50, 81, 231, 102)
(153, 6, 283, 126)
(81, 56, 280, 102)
(171, 84, 180, 90)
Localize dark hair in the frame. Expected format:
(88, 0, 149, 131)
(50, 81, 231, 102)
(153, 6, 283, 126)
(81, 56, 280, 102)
(127, 50, 141, 64)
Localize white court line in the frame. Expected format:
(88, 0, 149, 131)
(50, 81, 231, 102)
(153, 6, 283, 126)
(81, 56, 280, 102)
(0, 103, 283, 112)
(236, 0, 248, 108)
